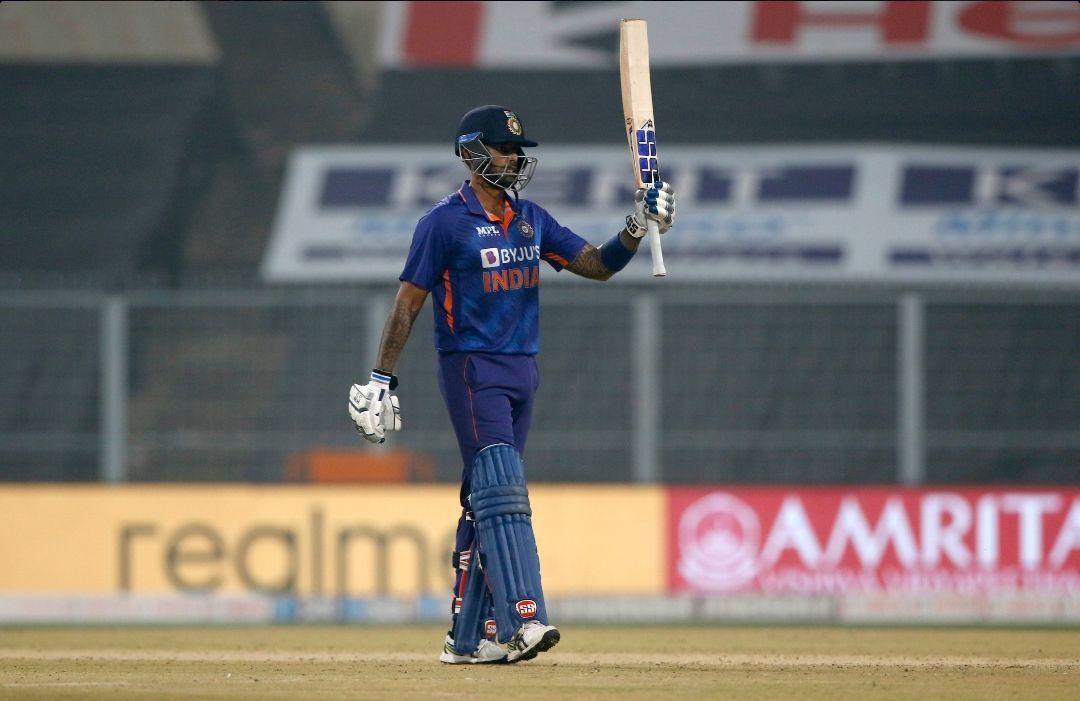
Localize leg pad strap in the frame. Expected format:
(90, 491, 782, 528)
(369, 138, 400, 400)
(472, 485, 531, 520)
(448, 543, 492, 655)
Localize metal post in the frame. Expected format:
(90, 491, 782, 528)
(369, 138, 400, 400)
(898, 293, 925, 485)
(100, 294, 129, 482)
(632, 294, 661, 483)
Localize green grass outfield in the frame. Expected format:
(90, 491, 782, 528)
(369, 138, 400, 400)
(1, 625, 1077, 700)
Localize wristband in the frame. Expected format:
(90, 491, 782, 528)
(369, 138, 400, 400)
(599, 231, 637, 273)
(624, 213, 647, 239)
(371, 369, 399, 390)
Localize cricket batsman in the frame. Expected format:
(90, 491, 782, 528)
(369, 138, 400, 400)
(348, 105, 675, 663)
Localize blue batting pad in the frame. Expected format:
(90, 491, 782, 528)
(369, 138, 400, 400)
(469, 443, 549, 642)
(449, 543, 494, 655)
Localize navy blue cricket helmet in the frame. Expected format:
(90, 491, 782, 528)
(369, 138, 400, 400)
(454, 105, 539, 155)
(455, 105, 538, 193)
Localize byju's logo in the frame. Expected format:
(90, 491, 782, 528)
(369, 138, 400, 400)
(901, 166, 1079, 207)
(479, 246, 540, 269)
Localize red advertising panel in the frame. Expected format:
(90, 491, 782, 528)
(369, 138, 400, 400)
(379, 2, 1080, 69)
(667, 488, 1080, 593)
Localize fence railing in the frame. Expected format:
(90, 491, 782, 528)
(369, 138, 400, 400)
(1, 284, 1078, 484)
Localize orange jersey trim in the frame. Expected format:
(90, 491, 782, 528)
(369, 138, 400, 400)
(441, 269, 455, 332)
(542, 251, 569, 267)
(485, 203, 516, 240)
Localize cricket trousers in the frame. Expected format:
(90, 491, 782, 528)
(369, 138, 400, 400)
(437, 352, 539, 632)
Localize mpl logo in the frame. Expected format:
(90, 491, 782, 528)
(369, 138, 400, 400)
(480, 248, 501, 269)
(515, 599, 537, 618)
(677, 493, 761, 591)
(901, 165, 1079, 207)
(476, 225, 501, 237)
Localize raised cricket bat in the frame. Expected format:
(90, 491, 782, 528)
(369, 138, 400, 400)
(620, 18, 666, 277)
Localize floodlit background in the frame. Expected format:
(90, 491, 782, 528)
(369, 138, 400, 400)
(0, 1, 1077, 625)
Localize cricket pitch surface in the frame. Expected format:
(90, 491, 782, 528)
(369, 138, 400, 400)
(1, 625, 1077, 700)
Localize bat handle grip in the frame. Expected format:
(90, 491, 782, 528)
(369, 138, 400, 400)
(646, 219, 666, 277)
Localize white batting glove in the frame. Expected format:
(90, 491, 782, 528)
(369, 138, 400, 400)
(348, 371, 402, 444)
(626, 181, 676, 238)
(382, 391, 401, 433)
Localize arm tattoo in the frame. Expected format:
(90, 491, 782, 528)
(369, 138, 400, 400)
(565, 229, 643, 281)
(565, 244, 613, 281)
(375, 299, 422, 371)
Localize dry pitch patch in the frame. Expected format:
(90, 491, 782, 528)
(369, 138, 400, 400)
(0, 625, 1077, 700)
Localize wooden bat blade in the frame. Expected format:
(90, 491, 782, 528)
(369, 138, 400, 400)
(620, 19, 654, 156)
(619, 18, 666, 277)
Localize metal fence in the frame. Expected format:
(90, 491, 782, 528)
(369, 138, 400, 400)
(1, 283, 1078, 484)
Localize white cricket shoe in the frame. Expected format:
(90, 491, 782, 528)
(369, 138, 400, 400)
(505, 621, 560, 663)
(439, 635, 508, 665)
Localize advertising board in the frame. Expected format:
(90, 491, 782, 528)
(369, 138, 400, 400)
(669, 487, 1080, 594)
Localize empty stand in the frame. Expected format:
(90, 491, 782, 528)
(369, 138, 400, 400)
(0, 65, 217, 279)
(361, 58, 1080, 147)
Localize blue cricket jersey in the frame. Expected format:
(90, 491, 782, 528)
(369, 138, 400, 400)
(400, 181, 588, 355)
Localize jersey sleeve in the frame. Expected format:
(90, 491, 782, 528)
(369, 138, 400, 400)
(399, 211, 452, 290)
(537, 206, 589, 272)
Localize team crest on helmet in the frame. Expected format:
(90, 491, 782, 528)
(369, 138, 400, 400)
(519, 221, 534, 238)
(505, 111, 523, 136)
